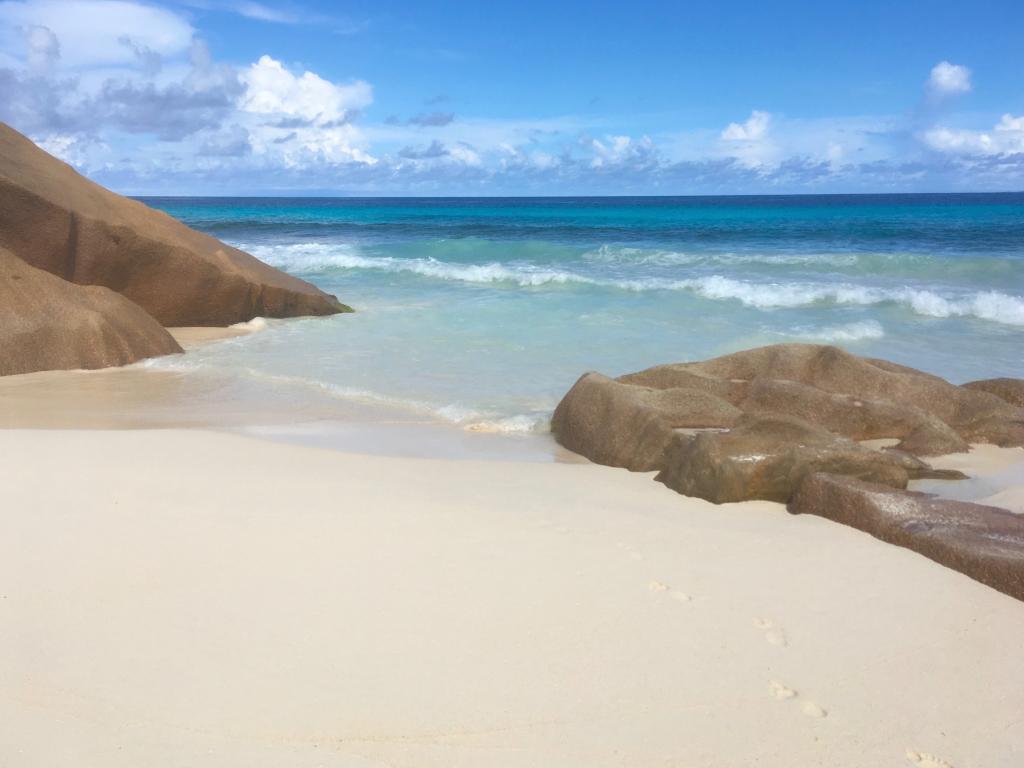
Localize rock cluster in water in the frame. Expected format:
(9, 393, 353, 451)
(553, 343, 1024, 600)
(0, 121, 351, 375)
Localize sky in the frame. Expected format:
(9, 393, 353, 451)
(1, 0, 1023, 195)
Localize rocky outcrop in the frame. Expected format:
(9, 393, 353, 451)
(655, 413, 959, 504)
(551, 344, 1022, 503)
(789, 473, 1024, 601)
(0, 122, 350, 326)
(551, 372, 740, 471)
(963, 378, 1024, 408)
(1, 247, 182, 375)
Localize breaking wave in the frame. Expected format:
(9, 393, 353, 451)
(784, 320, 886, 342)
(248, 242, 1024, 327)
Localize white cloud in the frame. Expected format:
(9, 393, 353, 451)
(240, 55, 372, 126)
(588, 134, 656, 168)
(233, 2, 297, 23)
(235, 55, 376, 166)
(718, 110, 779, 168)
(928, 61, 971, 96)
(0, 0, 193, 68)
(923, 114, 1024, 155)
(721, 110, 770, 141)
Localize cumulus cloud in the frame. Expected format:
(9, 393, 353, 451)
(587, 134, 657, 170)
(2, 1, 1023, 194)
(721, 110, 770, 141)
(928, 61, 971, 96)
(717, 110, 780, 168)
(91, 39, 243, 140)
(923, 114, 1024, 155)
(240, 55, 371, 126)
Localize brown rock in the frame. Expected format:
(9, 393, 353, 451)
(738, 378, 937, 442)
(616, 364, 746, 403)
(963, 378, 1024, 408)
(789, 472, 1024, 601)
(679, 344, 1019, 434)
(655, 413, 925, 503)
(894, 419, 970, 457)
(0, 247, 182, 376)
(958, 416, 1024, 449)
(0, 122, 350, 326)
(551, 372, 741, 471)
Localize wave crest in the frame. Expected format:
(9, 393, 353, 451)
(246, 242, 1024, 326)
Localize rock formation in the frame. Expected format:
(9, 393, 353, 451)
(963, 377, 1024, 408)
(551, 372, 741, 471)
(0, 122, 350, 326)
(552, 344, 1022, 503)
(554, 345, 1024, 598)
(789, 473, 1024, 602)
(655, 413, 960, 504)
(0, 248, 182, 376)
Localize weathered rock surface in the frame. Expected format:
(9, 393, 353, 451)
(655, 413, 936, 504)
(963, 378, 1024, 408)
(789, 473, 1024, 601)
(0, 122, 350, 326)
(551, 372, 740, 471)
(678, 344, 1020, 435)
(552, 344, 1020, 503)
(0, 247, 182, 375)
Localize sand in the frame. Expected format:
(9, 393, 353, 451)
(169, 325, 253, 349)
(913, 443, 1024, 513)
(2, 427, 1023, 767)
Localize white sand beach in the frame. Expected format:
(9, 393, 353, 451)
(2, 426, 1023, 767)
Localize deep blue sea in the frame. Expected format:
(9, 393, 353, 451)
(142, 194, 1024, 432)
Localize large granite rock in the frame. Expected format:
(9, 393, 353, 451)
(551, 372, 741, 471)
(678, 344, 1019, 436)
(1, 247, 182, 375)
(654, 413, 947, 504)
(789, 473, 1024, 601)
(963, 378, 1024, 408)
(552, 344, 1019, 503)
(0, 122, 350, 326)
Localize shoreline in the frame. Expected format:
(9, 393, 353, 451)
(1, 333, 1022, 476)
(2, 426, 1022, 767)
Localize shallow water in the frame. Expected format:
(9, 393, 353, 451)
(142, 195, 1024, 432)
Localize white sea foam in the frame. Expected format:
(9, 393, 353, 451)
(248, 243, 590, 287)
(143, 353, 550, 434)
(229, 317, 269, 332)
(244, 242, 1024, 327)
(786, 320, 886, 342)
(582, 244, 862, 267)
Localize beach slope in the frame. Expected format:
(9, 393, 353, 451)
(1, 429, 1022, 767)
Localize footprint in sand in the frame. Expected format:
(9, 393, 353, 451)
(769, 680, 797, 700)
(753, 617, 788, 647)
(801, 701, 828, 719)
(768, 681, 828, 718)
(648, 581, 693, 602)
(906, 751, 954, 768)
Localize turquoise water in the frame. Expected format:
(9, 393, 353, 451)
(142, 195, 1024, 432)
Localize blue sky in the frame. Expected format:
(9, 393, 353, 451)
(1, 0, 1023, 195)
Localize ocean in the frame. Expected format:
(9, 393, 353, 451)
(142, 194, 1024, 434)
